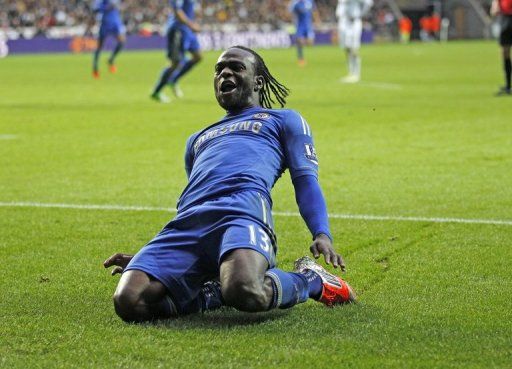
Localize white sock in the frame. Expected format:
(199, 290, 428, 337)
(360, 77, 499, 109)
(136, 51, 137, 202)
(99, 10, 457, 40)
(349, 54, 355, 76)
(353, 55, 361, 78)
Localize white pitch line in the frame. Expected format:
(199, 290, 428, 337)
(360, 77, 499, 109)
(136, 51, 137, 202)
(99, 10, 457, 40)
(0, 134, 18, 140)
(358, 81, 403, 90)
(0, 201, 511, 226)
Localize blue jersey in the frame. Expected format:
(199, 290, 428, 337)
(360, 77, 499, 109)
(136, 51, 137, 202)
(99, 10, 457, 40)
(93, 0, 122, 26)
(177, 107, 319, 212)
(291, 0, 315, 28)
(167, 0, 197, 31)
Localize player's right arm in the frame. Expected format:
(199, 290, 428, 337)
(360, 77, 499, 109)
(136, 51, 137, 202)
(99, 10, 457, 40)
(289, 0, 298, 14)
(361, 0, 373, 17)
(335, 0, 343, 20)
(103, 253, 133, 275)
(490, 0, 500, 17)
(184, 133, 198, 179)
(84, 1, 102, 35)
(172, 0, 201, 32)
(312, 1, 322, 25)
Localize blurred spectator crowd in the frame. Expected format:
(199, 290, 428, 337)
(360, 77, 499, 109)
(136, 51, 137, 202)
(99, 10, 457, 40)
(0, 0, 343, 36)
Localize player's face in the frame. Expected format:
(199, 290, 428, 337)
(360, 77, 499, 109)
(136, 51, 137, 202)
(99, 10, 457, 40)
(214, 48, 262, 111)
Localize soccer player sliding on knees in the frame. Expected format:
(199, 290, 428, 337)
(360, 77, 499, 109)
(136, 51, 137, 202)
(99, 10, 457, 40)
(104, 46, 356, 322)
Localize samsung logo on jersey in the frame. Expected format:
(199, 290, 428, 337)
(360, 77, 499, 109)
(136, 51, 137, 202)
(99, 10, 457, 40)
(194, 121, 263, 152)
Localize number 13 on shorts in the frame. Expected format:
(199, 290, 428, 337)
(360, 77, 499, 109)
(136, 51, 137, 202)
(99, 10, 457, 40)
(248, 224, 272, 252)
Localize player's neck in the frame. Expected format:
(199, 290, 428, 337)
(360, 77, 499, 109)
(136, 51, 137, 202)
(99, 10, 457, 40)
(226, 103, 262, 115)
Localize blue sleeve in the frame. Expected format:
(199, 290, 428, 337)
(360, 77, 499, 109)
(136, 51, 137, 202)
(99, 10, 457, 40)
(171, 0, 182, 11)
(281, 110, 318, 180)
(295, 2, 304, 14)
(293, 174, 332, 241)
(93, 0, 104, 12)
(184, 133, 197, 179)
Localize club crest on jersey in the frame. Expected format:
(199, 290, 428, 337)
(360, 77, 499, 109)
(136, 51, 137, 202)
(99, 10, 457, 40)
(304, 143, 318, 164)
(253, 113, 270, 119)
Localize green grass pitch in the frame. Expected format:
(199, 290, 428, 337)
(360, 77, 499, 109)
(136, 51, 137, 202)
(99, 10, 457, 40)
(1, 41, 511, 368)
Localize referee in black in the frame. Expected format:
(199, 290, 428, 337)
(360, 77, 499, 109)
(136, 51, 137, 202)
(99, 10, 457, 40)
(492, 0, 512, 95)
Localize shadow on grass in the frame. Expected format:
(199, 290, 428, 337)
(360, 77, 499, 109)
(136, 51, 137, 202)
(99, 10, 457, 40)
(129, 302, 384, 334)
(145, 307, 291, 330)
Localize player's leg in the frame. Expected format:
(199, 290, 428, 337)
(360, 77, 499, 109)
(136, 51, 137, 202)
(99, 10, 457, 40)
(340, 47, 354, 82)
(295, 24, 307, 66)
(113, 270, 223, 322)
(353, 19, 363, 80)
(169, 50, 202, 84)
(346, 19, 362, 82)
(500, 45, 511, 94)
(113, 270, 175, 322)
(219, 219, 311, 312)
(341, 20, 362, 83)
(220, 249, 274, 311)
(349, 48, 361, 80)
(297, 37, 305, 65)
(111, 223, 225, 322)
(497, 16, 512, 95)
(338, 23, 352, 79)
(167, 33, 202, 97)
(108, 28, 125, 72)
(92, 34, 105, 78)
(221, 248, 313, 312)
(151, 27, 182, 101)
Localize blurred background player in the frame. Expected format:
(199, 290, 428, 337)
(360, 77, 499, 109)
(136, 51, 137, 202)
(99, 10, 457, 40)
(91, 0, 126, 79)
(289, 0, 320, 67)
(491, 0, 512, 95)
(151, 0, 202, 103)
(399, 16, 412, 44)
(336, 0, 373, 83)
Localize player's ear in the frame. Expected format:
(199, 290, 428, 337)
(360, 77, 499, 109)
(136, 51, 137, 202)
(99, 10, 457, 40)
(254, 75, 264, 91)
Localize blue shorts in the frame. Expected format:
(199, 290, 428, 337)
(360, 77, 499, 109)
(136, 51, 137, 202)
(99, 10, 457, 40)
(167, 25, 200, 62)
(296, 24, 314, 40)
(125, 191, 276, 313)
(99, 22, 125, 39)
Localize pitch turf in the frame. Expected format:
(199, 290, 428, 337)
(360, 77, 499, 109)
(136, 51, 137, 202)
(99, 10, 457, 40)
(1, 41, 511, 369)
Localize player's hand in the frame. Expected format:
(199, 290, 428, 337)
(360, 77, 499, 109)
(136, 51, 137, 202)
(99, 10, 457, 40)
(103, 253, 133, 276)
(189, 22, 201, 33)
(310, 234, 346, 271)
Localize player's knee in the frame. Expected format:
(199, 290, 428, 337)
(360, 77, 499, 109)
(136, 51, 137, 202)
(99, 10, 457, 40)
(170, 56, 181, 67)
(222, 278, 268, 312)
(112, 289, 141, 322)
(192, 53, 202, 63)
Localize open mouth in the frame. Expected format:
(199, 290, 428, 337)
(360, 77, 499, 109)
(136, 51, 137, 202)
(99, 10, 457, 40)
(220, 80, 237, 94)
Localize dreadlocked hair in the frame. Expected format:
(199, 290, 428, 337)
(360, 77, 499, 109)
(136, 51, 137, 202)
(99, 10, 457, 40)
(231, 45, 290, 109)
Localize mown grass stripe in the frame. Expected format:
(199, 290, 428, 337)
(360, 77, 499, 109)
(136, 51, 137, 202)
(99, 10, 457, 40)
(1, 201, 511, 226)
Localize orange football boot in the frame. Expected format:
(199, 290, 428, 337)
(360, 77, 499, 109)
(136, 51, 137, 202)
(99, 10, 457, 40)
(294, 256, 356, 306)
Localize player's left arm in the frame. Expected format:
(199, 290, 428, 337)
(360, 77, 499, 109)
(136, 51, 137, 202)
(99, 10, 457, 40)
(312, 1, 322, 25)
(283, 111, 346, 270)
(361, 0, 373, 17)
(490, 0, 500, 17)
(293, 175, 345, 270)
(289, 1, 299, 14)
(85, 1, 101, 35)
(172, 0, 201, 32)
(108, 0, 120, 10)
